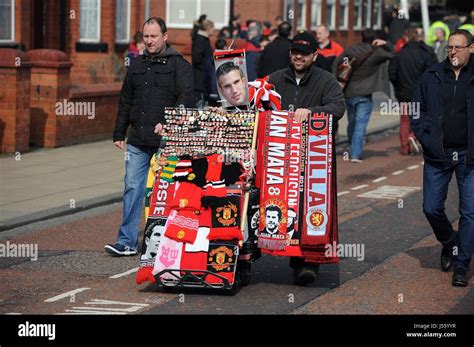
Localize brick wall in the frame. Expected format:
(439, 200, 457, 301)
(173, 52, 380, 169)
(0, 49, 32, 153)
(235, 0, 283, 24)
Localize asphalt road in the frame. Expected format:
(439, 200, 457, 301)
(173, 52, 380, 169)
(0, 129, 472, 316)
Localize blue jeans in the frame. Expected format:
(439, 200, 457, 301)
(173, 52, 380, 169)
(116, 144, 157, 250)
(423, 149, 474, 272)
(345, 95, 373, 160)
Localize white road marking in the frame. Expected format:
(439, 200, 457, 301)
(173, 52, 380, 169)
(372, 177, 387, 183)
(337, 191, 350, 196)
(357, 185, 421, 200)
(84, 299, 148, 307)
(109, 267, 139, 279)
(351, 185, 368, 191)
(70, 306, 143, 312)
(407, 165, 419, 170)
(392, 170, 404, 175)
(61, 310, 127, 315)
(44, 288, 90, 303)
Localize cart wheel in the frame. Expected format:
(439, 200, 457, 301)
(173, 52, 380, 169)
(227, 271, 242, 296)
(239, 262, 251, 287)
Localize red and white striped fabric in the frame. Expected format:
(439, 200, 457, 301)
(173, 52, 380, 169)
(248, 77, 282, 111)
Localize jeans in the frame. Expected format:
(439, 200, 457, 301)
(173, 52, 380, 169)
(345, 95, 373, 160)
(423, 149, 474, 272)
(116, 144, 157, 250)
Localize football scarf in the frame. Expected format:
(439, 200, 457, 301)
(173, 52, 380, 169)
(206, 241, 239, 285)
(152, 211, 184, 281)
(256, 111, 338, 263)
(300, 113, 338, 264)
(257, 111, 292, 251)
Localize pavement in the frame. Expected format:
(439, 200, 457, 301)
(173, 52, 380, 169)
(0, 92, 399, 231)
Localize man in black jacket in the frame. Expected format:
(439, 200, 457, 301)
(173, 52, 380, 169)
(269, 31, 345, 285)
(412, 29, 474, 287)
(192, 19, 215, 107)
(257, 21, 292, 78)
(389, 26, 438, 155)
(105, 17, 194, 256)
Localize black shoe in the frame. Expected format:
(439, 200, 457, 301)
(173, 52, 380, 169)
(452, 269, 468, 287)
(293, 266, 318, 286)
(440, 245, 454, 272)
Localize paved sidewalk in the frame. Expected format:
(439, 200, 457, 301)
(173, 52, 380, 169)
(0, 93, 399, 230)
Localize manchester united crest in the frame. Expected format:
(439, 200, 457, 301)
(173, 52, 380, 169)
(208, 246, 234, 271)
(215, 203, 238, 227)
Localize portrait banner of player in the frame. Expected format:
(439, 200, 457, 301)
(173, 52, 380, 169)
(140, 218, 167, 263)
(214, 49, 250, 108)
(258, 199, 288, 250)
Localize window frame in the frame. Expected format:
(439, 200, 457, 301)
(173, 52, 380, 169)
(372, 0, 382, 30)
(310, 0, 322, 30)
(353, 0, 363, 30)
(338, 0, 349, 31)
(326, 0, 336, 31)
(166, 0, 230, 30)
(115, 0, 131, 44)
(364, 0, 372, 29)
(0, 0, 15, 43)
(79, 0, 101, 43)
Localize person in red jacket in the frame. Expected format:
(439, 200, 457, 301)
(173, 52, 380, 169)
(315, 24, 344, 64)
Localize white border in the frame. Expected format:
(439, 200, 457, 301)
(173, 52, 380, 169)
(0, 0, 15, 43)
(116, 0, 131, 43)
(79, 0, 101, 43)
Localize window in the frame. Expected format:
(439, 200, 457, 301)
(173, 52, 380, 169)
(284, 0, 306, 30)
(353, 0, 362, 30)
(0, 0, 14, 42)
(372, 0, 382, 30)
(311, 0, 322, 29)
(339, 0, 349, 30)
(116, 0, 130, 43)
(363, 0, 372, 28)
(326, 0, 336, 30)
(166, 0, 230, 29)
(80, 0, 101, 42)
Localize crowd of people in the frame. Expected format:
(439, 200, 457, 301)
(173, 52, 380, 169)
(107, 11, 473, 287)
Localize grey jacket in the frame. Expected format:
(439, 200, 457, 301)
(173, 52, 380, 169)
(333, 42, 394, 98)
(269, 65, 346, 120)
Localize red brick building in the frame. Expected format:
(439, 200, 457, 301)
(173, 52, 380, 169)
(0, 0, 416, 153)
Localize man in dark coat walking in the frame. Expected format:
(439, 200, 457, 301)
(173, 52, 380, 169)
(411, 29, 474, 287)
(389, 26, 438, 155)
(106, 17, 194, 256)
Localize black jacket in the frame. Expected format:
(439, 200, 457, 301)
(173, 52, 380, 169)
(257, 36, 292, 78)
(269, 65, 346, 120)
(192, 32, 213, 95)
(389, 41, 438, 102)
(333, 42, 394, 98)
(412, 55, 474, 164)
(113, 45, 194, 147)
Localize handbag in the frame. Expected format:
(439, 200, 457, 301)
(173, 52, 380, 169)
(336, 47, 378, 87)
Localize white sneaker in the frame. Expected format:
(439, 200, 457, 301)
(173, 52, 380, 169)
(350, 158, 363, 163)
